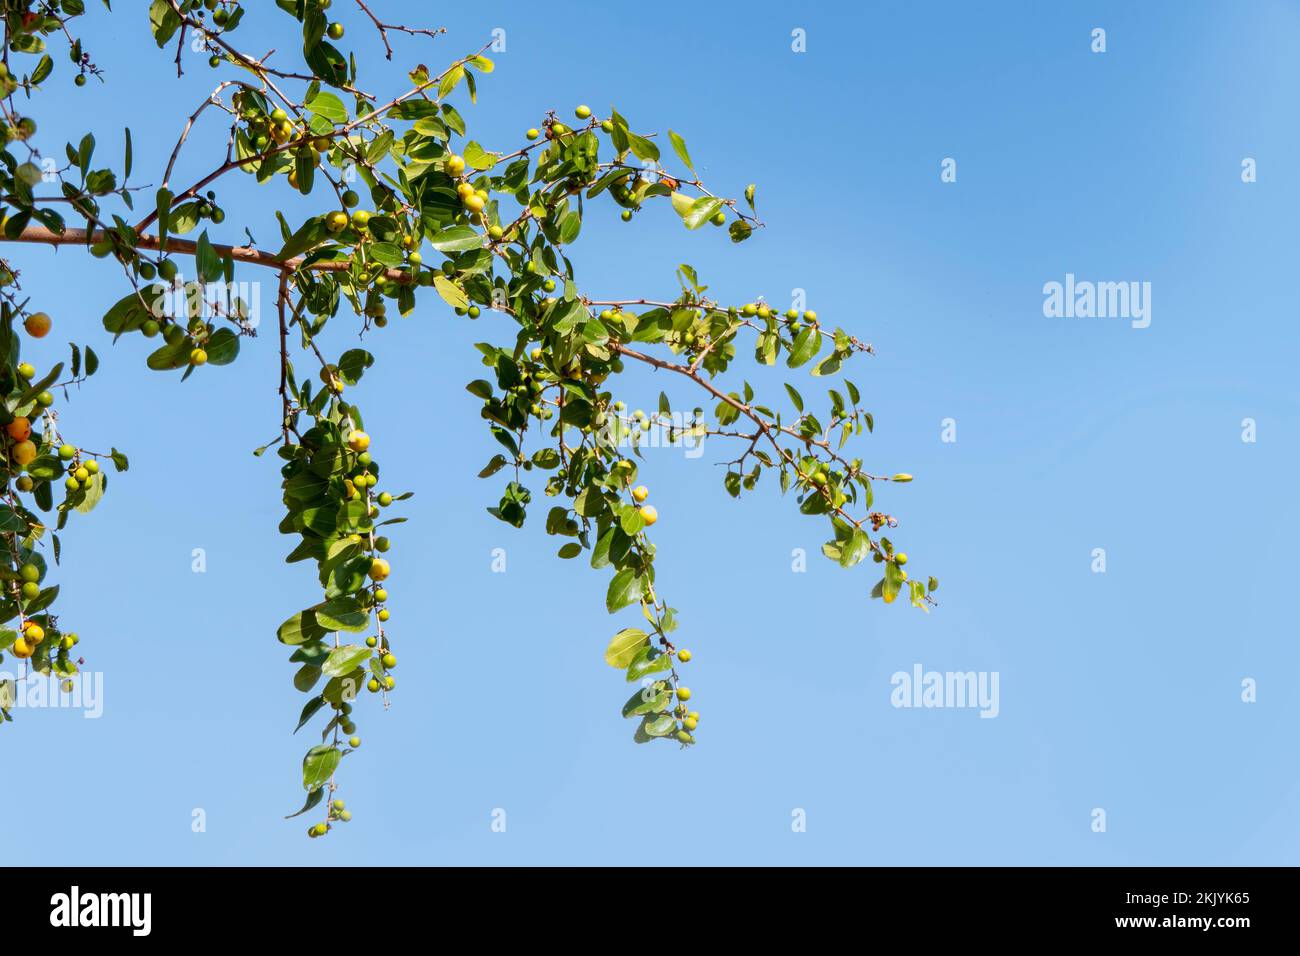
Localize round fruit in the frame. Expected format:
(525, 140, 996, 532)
(5, 417, 30, 441)
(377, 492, 393, 507)
(141, 320, 160, 338)
(350, 210, 371, 231)
(16, 363, 34, 380)
(526, 128, 539, 140)
(383, 676, 395, 690)
(620, 210, 632, 222)
(895, 552, 908, 566)
(381, 653, 396, 668)
(804, 310, 818, 322)
(190, 348, 208, 365)
(326, 22, 344, 39)
(339, 810, 352, 822)
(684, 717, 698, 731)
(15, 476, 33, 492)
(349, 736, 361, 748)
(342, 189, 360, 208)
(11, 441, 37, 467)
(368, 558, 390, 581)
(365, 636, 378, 649)
(631, 485, 649, 503)
(84, 459, 99, 474)
(677, 649, 692, 663)
(325, 210, 348, 233)
(347, 430, 370, 453)
(676, 731, 692, 744)
(332, 799, 345, 811)
(23, 311, 51, 338)
(367, 678, 380, 692)
(20, 581, 39, 600)
(11, 637, 32, 658)
(23, 623, 43, 642)
(374, 588, 388, 602)
(58, 444, 76, 460)
(377, 608, 390, 622)
(575, 104, 591, 119)
(446, 154, 466, 175)
(676, 686, 692, 701)
(638, 505, 658, 526)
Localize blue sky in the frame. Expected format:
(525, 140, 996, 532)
(4, 0, 1298, 865)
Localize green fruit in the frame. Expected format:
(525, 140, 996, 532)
(158, 259, 178, 281)
(377, 492, 393, 507)
(375, 536, 390, 552)
(16, 363, 34, 379)
(383, 676, 395, 690)
(895, 552, 908, 566)
(65, 477, 80, 492)
(366, 636, 378, 649)
(367, 678, 380, 692)
(20, 581, 40, 600)
(57, 445, 76, 461)
(84, 459, 99, 474)
(575, 104, 592, 119)
(467, 305, 480, 318)
(381, 653, 396, 669)
(339, 810, 352, 822)
(676, 730, 693, 744)
(542, 278, 556, 292)
(620, 210, 632, 222)
(141, 320, 160, 338)
(332, 799, 345, 811)
(341, 721, 356, 734)
(74, 74, 87, 87)
(374, 588, 388, 602)
(676, 686, 692, 701)
(683, 717, 698, 731)
(525, 128, 539, 140)
(348, 736, 361, 748)
(342, 189, 360, 208)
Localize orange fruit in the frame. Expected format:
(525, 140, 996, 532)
(5, 417, 31, 441)
(23, 312, 51, 338)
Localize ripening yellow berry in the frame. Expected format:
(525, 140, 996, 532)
(638, 505, 657, 526)
(347, 431, 370, 453)
(631, 485, 649, 503)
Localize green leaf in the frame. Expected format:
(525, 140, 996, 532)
(433, 275, 468, 310)
(301, 745, 340, 790)
(604, 627, 648, 668)
(322, 645, 371, 678)
(667, 130, 694, 171)
(605, 567, 643, 613)
(306, 90, 348, 123)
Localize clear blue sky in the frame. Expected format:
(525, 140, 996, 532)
(6, 0, 1297, 865)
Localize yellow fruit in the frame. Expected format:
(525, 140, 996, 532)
(638, 505, 657, 526)
(23, 311, 51, 338)
(676, 686, 691, 701)
(11, 440, 37, 467)
(347, 430, 370, 453)
(368, 558, 390, 581)
(11, 636, 33, 658)
(190, 348, 208, 365)
(631, 485, 649, 503)
(677, 649, 692, 662)
(23, 623, 44, 643)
